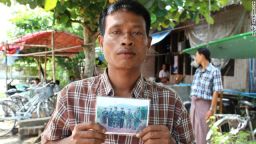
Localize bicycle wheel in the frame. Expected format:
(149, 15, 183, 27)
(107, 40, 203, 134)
(36, 98, 55, 118)
(9, 94, 29, 109)
(206, 114, 247, 143)
(1, 100, 20, 112)
(0, 102, 16, 137)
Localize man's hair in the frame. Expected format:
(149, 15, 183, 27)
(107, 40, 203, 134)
(55, 80, 60, 85)
(99, 0, 151, 36)
(197, 48, 211, 62)
(35, 78, 40, 82)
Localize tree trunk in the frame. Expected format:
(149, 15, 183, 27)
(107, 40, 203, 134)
(81, 25, 96, 78)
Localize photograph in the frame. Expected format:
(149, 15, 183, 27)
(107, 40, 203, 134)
(95, 96, 150, 135)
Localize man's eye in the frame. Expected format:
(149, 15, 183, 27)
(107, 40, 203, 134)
(132, 32, 143, 36)
(111, 31, 121, 35)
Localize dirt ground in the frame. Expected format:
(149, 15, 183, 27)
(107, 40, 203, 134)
(0, 134, 39, 144)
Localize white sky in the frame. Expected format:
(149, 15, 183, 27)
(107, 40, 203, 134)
(0, 3, 14, 42)
(96, 96, 150, 107)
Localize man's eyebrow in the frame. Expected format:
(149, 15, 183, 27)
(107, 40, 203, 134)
(109, 24, 122, 29)
(109, 24, 144, 29)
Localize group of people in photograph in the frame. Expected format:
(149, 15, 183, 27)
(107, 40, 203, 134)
(100, 107, 143, 131)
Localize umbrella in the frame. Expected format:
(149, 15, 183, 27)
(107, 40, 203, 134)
(0, 30, 84, 57)
(182, 32, 256, 59)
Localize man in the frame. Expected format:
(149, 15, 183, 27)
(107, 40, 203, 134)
(133, 107, 142, 131)
(190, 48, 223, 144)
(119, 108, 126, 128)
(41, 0, 193, 143)
(113, 107, 120, 128)
(53, 80, 61, 94)
(101, 108, 108, 125)
(126, 109, 133, 129)
(159, 64, 170, 84)
(31, 77, 40, 87)
(68, 76, 75, 83)
(108, 108, 113, 127)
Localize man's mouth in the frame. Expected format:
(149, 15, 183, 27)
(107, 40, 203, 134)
(118, 52, 136, 55)
(117, 49, 136, 56)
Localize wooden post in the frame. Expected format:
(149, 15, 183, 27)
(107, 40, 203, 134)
(36, 57, 41, 80)
(44, 48, 47, 82)
(5, 43, 8, 91)
(51, 31, 56, 82)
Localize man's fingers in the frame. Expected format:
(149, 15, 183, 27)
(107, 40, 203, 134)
(144, 139, 170, 144)
(74, 138, 105, 144)
(136, 125, 168, 138)
(76, 122, 106, 133)
(205, 111, 212, 121)
(76, 130, 106, 140)
(141, 131, 169, 142)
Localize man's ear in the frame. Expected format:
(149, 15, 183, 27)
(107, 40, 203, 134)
(147, 36, 152, 49)
(98, 35, 104, 48)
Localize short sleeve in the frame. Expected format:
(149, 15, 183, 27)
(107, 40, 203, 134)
(159, 70, 164, 78)
(172, 95, 194, 144)
(213, 69, 223, 92)
(41, 86, 71, 143)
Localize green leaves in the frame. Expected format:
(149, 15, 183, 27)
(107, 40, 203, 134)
(1, 0, 254, 36)
(208, 115, 254, 144)
(204, 14, 214, 25)
(44, 0, 57, 11)
(151, 13, 157, 23)
(218, 0, 229, 7)
(144, 0, 155, 9)
(0, 0, 11, 6)
(241, 0, 252, 11)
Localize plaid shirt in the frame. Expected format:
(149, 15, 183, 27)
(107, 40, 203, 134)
(41, 71, 194, 144)
(191, 63, 223, 100)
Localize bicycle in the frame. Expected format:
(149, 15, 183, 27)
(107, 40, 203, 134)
(206, 100, 256, 143)
(0, 82, 57, 136)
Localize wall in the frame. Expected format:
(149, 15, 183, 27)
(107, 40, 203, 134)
(142, 55, 155, 78)
(223, 59, 248, 90)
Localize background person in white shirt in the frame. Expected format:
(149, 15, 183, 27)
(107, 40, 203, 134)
(159, 64, 170, 84)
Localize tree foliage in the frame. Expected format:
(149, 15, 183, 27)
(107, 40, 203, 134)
(0, 0, 253, 77)
(8, 5, 84, 83)
(1, 0, 252, 30)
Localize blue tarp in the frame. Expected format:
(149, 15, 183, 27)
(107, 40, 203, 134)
(150, 29, 172, 46)
(171, 83, 256, 99)
(223, 89, 256, 99)
(1, 50, 20, 66)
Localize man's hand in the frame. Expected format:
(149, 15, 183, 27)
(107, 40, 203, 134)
(68, 122, 106, 144)
(205, 110, 214, 121)
(136, 125, 175, 144)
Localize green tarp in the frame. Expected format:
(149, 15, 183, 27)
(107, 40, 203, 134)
(182, 32, 256, 59)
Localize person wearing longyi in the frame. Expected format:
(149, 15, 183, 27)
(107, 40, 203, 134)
(41, 0, 194, 143)
(190, 48, 223, 144)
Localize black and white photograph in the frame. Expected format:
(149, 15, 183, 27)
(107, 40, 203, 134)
(95, 96, 150, 135)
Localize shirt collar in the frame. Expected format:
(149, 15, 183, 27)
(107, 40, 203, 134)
(100, 69, 145, 98)
(131, 75, 145, 99)
(101, 70, 114, 96)
(199, 63, 213, 72)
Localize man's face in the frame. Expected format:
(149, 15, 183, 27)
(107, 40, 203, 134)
(195, 52, 203, 64)
(98, 10, 151, 70)
(162, 64, 166, 70)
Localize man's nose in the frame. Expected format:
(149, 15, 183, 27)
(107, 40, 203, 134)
(121, 33, 134, 46)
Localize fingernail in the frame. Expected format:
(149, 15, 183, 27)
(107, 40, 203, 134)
(136, 133, 140, 138)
